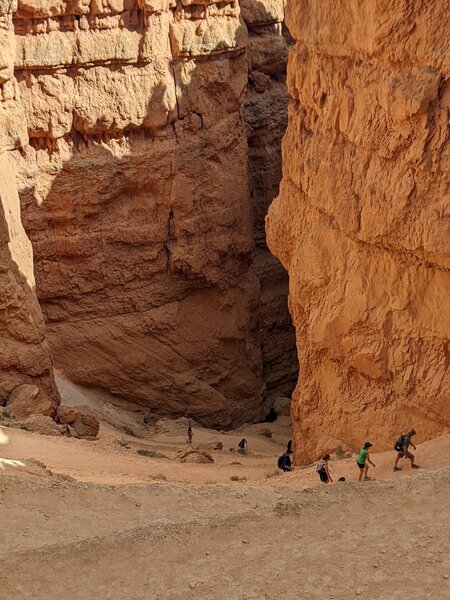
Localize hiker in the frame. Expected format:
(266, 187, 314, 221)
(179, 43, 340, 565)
(394, 429, 419, 471)
(278, 450, 293, 472)
(238, 439, 248, 453)
(356, 442, 375, 481)
(316, 454, 333, 484)
(287, 439, 293, 453)
(187, 425, 192, 444)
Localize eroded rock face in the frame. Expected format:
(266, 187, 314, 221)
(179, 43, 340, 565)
(0, 0, 59, 408)
(243, 0, 298, 401)
(5, 0, 295, 427)
(267, 0, 450, 461)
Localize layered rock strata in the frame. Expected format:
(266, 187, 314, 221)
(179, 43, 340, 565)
(267, 0, 450, 460)
(0, 0, 59, 407)
(7, 0, 295, 427)
(243, 0, 298, 401)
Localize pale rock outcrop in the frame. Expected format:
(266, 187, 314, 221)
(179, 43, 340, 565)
(267, 0, 450, 461)
(0, 0, 59, 408)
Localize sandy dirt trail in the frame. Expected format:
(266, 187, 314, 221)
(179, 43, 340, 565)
(1, 415, 450, 599)
(1, 469, 449, 600)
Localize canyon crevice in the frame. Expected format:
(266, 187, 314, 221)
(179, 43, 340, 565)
(1, 0, 297, 427)
(267, 0, 450, 460)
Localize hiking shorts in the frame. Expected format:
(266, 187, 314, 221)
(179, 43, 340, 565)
(319, 470, 328, 483)
(399, 449, 414, 459)
(356, 461, 365, 469)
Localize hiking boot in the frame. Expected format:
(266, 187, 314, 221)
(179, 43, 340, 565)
(412, 464, 420, 469)
(393, 466, 401, 471)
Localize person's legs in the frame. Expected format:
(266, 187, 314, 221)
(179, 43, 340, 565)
(405, 449, 415, 467)
(364, 464, 370, 480)
(319, 471, 329, 484)
(357, 463, 364, 481)
(394, 451, 403, 470)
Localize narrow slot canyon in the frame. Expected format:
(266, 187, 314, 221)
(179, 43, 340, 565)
(1, 1, 298, 431)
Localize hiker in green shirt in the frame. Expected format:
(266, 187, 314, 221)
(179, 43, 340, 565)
(356, 442, 375, 481)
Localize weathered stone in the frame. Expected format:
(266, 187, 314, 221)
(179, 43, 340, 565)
(7, 384, 56, 418)
(56, 405, 77, 424)
(272, 396, 291, 417)
(177, 447, 214, 464)
(266, 0, 450, 462)
(71, 410, 100, 438)
(22, 414, 62, 436)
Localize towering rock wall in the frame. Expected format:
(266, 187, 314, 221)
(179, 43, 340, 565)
(267, 0, 450, 460)
(5, 0, 296, 426)
(243, 0, 298, 401)
(0, 0, 58, 406)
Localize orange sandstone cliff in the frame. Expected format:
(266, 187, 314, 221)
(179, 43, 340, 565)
(0, 0, 59, 407)
(1, 0, 296, 425)
(267, 0, 450, 460)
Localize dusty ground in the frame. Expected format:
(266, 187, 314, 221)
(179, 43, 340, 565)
(1, 385, 450, 599)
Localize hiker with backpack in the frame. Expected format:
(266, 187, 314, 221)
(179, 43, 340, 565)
(356, 442, 375, 481)
(394, 429, 419, 471)
(187, 425, 193, 444)
(278, 450, 293, 472)
(316, 454, 333, 484)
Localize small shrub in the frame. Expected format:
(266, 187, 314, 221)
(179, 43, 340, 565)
(229, 475, 247, 482)
(122, 426, 137, 437)
(0, 410, 12, 420)
(150, 473, 167, 481)
(259, 428, 272, 439)
(137, 449, 156, 457)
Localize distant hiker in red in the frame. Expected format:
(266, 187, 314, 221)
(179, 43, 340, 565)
(187, 425, 193, 444)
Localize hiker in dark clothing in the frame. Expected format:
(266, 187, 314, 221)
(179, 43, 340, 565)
(278, 450, 293, 472)
(187, 425, 193, 444)
(316, 454, 333, 484)
(238, 439, 248, 453)
(394, 429, 418, 470)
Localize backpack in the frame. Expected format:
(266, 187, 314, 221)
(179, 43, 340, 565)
(394, 434, 405, 452)
(277, 455, 285, 469)
(316, 460, 325, 473)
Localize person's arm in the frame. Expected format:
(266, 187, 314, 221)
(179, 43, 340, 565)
(367, 452, 375, 467)
(325, 464, 333, 482)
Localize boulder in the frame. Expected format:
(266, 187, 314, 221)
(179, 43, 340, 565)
(22, 415, 62, 437)
(7, 384, 56, 419)
(56, 405, 77, 424)
(71, 411, 100, 439)
(177, 447, 214, 464)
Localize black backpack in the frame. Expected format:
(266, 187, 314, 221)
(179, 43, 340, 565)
(394, 434, 405, 452)
(277, 455, 284, 469)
